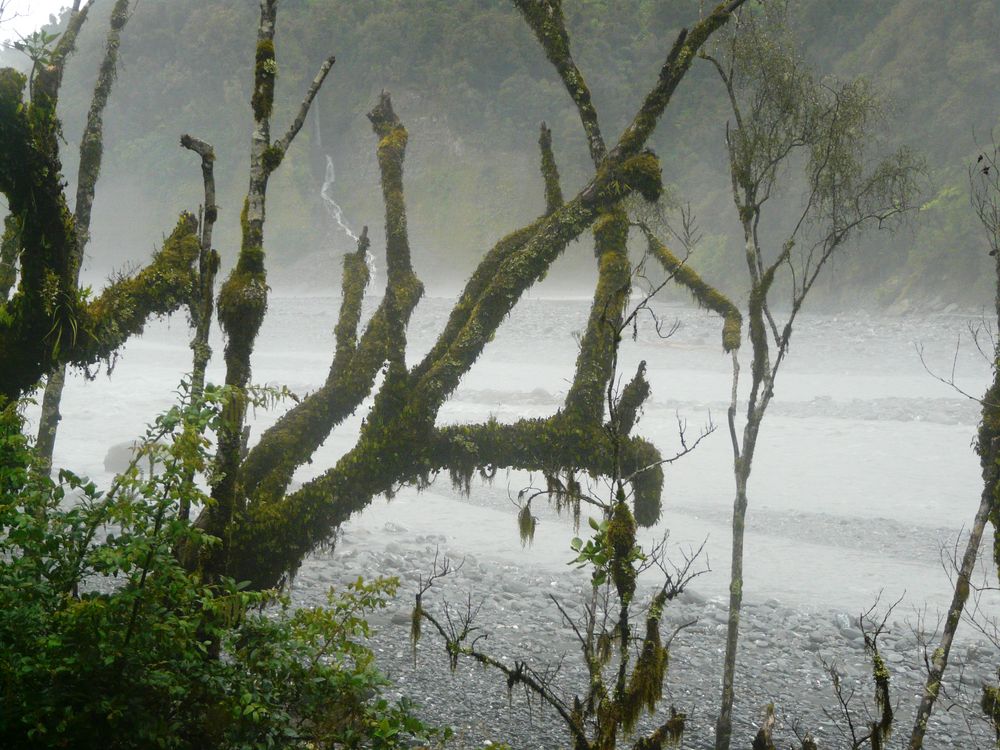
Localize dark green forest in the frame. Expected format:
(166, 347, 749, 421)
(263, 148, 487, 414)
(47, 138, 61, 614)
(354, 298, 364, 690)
(3, 0, 997, 307)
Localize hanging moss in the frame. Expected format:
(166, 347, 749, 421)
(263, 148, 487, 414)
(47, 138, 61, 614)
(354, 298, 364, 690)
(607, 493, 637, 602)
(866, 643, 894, 748)
(623, 592, 669, 732)
(517, 503, 536, 547)
(411, 599, 422, 648)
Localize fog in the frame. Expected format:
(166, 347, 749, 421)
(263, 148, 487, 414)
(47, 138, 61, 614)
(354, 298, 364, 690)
(29, 289, 999, 617)
(5, 0, 1000, 745)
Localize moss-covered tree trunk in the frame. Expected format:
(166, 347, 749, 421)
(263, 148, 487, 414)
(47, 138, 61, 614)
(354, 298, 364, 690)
(35, 0, 133, 470)
(209, 0, 750, 591)
(908, 142, 1000, 749)
(203, 0, 335, 576)
(0, 3, 199, 405)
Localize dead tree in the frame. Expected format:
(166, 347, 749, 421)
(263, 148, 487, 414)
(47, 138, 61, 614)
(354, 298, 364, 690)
(415, 526, 704, 750)
(175, 0, 750, 589)
(0, 0, 199, 404)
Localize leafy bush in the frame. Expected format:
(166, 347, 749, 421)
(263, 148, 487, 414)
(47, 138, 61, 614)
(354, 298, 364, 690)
(0, 391, 448, 749)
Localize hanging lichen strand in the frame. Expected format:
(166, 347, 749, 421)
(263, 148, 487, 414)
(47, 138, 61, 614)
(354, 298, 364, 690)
(217, 0, 749, 590)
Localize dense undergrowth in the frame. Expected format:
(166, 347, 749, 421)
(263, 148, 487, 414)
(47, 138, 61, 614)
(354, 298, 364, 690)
(0, 391, 449, 750)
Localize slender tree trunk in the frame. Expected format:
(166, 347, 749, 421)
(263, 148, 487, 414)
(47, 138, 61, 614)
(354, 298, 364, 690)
(179, 134, 219, 521)
(0, 219, 15, 300)
(34, 369, 65, 464)
(911, 151, 1000, 745)
(35, 0, 132, 470)
(907, 451, 994, 748)
(717, 218, 771, 750)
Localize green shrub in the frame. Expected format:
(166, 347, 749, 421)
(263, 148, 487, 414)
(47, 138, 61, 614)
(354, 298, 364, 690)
(0, 391, 448, 749)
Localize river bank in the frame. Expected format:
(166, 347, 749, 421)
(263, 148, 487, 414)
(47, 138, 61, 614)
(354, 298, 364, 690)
(288, 485, 998, 749)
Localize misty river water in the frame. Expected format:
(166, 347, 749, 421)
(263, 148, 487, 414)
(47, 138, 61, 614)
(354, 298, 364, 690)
(32, 294, 1000, 626)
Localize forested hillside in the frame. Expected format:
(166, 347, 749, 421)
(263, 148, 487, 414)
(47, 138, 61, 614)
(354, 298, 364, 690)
(5, 0, 998, 306)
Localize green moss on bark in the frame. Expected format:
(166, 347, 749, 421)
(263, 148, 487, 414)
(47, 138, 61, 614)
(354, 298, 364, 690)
(644, 229, 742, 352)
(252, 39, 276, 122)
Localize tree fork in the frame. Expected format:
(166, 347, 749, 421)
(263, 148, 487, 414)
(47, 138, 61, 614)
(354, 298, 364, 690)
(222, 0, 749, 589)
(207, 0, 335, 567)
(239, 92, 423, 505)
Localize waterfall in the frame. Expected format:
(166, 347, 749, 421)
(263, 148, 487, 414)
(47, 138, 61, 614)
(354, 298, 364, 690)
(321, 154, 376, 291)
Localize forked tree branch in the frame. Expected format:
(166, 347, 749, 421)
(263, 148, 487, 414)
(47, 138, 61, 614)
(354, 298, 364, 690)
(270, 55, 336, 161)
(223, 0, 749, 589)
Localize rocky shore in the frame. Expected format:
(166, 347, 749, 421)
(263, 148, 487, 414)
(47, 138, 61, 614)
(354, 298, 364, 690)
(289, 506, 998, 749)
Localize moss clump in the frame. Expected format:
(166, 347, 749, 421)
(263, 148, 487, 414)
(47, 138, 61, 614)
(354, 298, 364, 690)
(517, 503, 536, 547)
(606, 492, 637, 602)
(252, 39, 276, 121)
(619, 151, 662, 203)
(594, 152, 663, 205)
(410, 599, 422, 647)
(79, 212, 200, 365)
(623, 592, 669, 732)
(217, 268, 268, 373)
(261, 145, 283, 173)
(982, 685, 1000, 734)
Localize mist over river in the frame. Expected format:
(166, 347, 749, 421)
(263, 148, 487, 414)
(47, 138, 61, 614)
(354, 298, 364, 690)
(28, 293, 1000, 746)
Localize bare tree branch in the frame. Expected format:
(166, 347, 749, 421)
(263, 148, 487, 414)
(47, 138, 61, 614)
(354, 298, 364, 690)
(270, 55, 336, 161)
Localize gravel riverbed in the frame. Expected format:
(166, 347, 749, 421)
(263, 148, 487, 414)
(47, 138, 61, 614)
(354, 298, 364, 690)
(287, 496, 998, 750)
